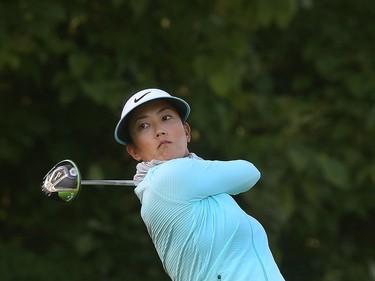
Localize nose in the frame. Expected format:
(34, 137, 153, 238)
(156, 129, 166, 138)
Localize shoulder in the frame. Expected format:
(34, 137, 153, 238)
(144, 157, 206, 190)
(151, 157, 198, 178)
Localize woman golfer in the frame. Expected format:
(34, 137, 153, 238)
(114, 88, 285, 281)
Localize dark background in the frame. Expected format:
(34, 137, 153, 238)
(1, 0, 374, 280)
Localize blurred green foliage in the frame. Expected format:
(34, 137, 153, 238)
(1, 0, 374, 280)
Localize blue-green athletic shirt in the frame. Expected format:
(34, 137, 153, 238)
(134, 158, 285, 281)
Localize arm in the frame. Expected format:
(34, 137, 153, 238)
(150, 158, 261, 201)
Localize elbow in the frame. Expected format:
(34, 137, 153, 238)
(255, 169, 261, 184)
(246, 161, 261, 188)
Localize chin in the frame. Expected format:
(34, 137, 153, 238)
(159, 153, 184, 161)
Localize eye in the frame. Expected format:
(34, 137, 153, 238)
(162, 115, 172, 121)
(138, 123, 149, 130)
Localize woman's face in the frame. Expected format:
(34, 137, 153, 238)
(126, 99, 191, 162)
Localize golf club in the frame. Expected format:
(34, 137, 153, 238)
(41, 159, 134, 203)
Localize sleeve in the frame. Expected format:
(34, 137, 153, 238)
(149, 158, 261, 201)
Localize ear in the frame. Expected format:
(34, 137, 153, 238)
(126, 144, 142, 161)
(184, 123, 191, 143)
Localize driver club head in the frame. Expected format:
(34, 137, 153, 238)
(41, 159, 81, 203)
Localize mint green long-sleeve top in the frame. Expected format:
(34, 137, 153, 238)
(134, 158, 285, 281)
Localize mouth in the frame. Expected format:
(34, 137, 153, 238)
(158, 140, 171, 148)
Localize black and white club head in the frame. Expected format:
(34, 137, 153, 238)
(41, 159, 81, 203)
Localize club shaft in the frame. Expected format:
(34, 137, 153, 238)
(81, 180, 135, 186)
